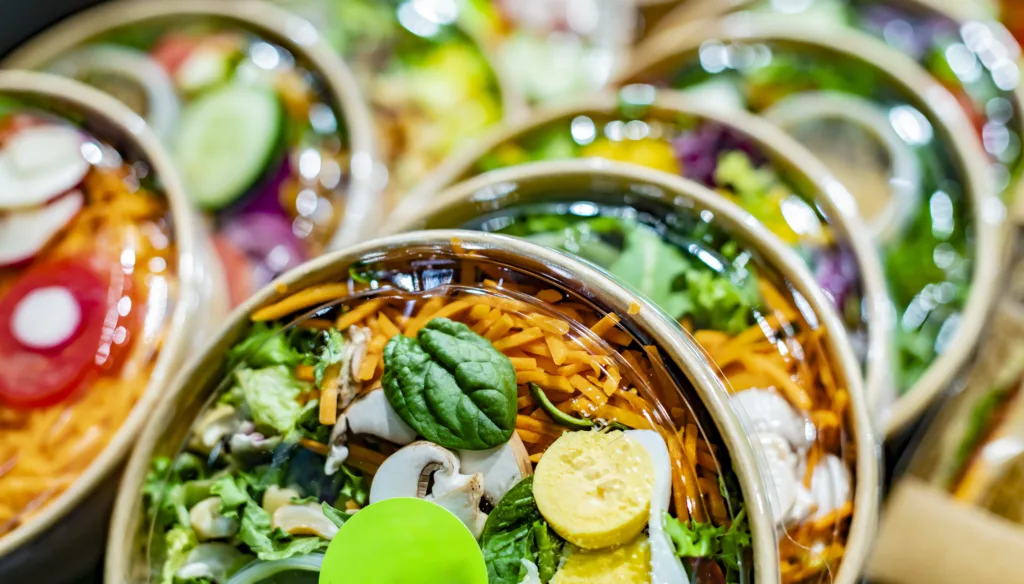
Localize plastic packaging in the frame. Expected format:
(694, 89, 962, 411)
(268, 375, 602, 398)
(622, 12, 1001, 437)
(5, 0, 380, 307)
(109, 231, 783, 584)
(388, 161, 879, 584)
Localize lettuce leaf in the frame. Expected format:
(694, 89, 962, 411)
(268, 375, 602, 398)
(227, 323, 304, 369)
(235, 366, 310, 435)
(160, 525, 198, 584)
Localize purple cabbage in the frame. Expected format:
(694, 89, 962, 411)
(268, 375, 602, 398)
(858, 4, 959, 61)
(813, 245, 859, 311)
(671, 123, 768, 186)
(221, 212, 308, 290)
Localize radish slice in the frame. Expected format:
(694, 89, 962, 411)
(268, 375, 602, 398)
(0, 190, 84, 267)
(0, 125, 90, 209)
(11, 285, 82, 350)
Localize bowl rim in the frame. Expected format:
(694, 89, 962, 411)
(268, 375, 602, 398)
(1, 0, 382, 252)
(0, 71, 201, 558)
(619, 13, 1005, 440)
(388, 89, 895, 418)
(104, 226, 784, 584)
(389, 158, 881, 584)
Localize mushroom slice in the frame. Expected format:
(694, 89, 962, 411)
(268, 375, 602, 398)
(271, 503, 339, 540)
(189, 404, 242, 453)
(176, 543, 248, 584)
(457, 431, 532, 504)
(732, 388, 814, 451)
(625, 430, 688, 584)
(809, 454, 852, 520)
(338, 325, 371, 409)
(756, 433, 814, 528)
(324, 388, 417, 475)
(369, 441, 488, 538)
(189, 497, 240, 541)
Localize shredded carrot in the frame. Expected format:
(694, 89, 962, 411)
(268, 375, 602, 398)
(536, 289, 562, 303)
(299, 438, 330, 456)
(253, 284, 352, 321)
(590, 312, 621, 338)
(493, 328, 544, 351)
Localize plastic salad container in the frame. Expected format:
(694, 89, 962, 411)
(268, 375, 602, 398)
(387, 161, 879, 584)
(4, 0, 379, 308)
(268, 0, 520, 202)
(653, 0, 1024, 217)
(621, 13, 1002, 436)
(0, 71, 221, 580)
(392, 90, 893, 411)
(107, 230, 782, 584)
(454, 0, 637, 104)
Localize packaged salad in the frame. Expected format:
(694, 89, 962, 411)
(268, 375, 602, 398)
(269, 0, 518, 201)
(869, 253, 1024, 584)
(392, 90, 893, 411)
(621, 14, 1002, 436)
(5, 0, 379, 308)
(0, 71, 220, 580)
(388, 161, 879, 584)
(653, 0, 1024, 215)
(108, 231, 782, 584)
(454, 0, 637, 104)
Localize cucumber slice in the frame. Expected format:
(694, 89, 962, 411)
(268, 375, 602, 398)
(172, 83, 282, 209)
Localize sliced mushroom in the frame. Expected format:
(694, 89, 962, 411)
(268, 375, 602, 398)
(457, 432, 532, 505)
(731, 388, 814, 452)
(625, 430, 688, 584)
(262, 485, 301, 516)
(324, 388, 417, 475)
(189, 497, 239, 541)
(338, 325, 371, 409)
(189, 404, 243, 453)
(369, 441, 487, 537)
(757, 433, 814, 528)
(176, 543, 249, 584)
(809, 454, 852, 520)
(271, 503, 339, 540)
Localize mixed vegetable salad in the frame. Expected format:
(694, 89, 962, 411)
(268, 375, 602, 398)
(627, 38, 975, 396)
(37, 16, 361, 306)
(142, 246, 755, 584)
(408, 174, 860, 584)
(757, 0, 1024, 197)
(276, 0, 506, 197)
(462, 104, 868, 360)
(0, 97, 176, 536)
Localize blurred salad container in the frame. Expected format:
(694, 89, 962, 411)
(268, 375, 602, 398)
(654, 0, 1024, 221)
(4, 0, 379, 308)
(393, 90, 894, 412)
(271, 0, 521, 203)
(388, 161, 880, 584)
(108, 230, 782, 584)
(621, 14, 1002, 437)
(0, 71, 220, 581)
(454, 0, 637, 104)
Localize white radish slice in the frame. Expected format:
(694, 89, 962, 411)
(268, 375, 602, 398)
(11, 285, 83, 350)
(0, 125, 90, 209)
(0, 190, 84, 267)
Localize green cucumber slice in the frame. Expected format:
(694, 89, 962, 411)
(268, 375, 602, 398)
(172, 83, 282, 209)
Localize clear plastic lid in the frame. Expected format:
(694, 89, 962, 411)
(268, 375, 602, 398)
(394, 89, 890, 407)
(274, 0, 511, 198)
(624, 15, 999, 434)
(8, 1, 379, 308)
(137, 235, 763, 584)
(399, 162, 873, 584)
(0, 90, 177, 539)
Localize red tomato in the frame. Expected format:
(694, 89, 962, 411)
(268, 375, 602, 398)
(212, 235, 254, 308)
(150, 34, 199, 75)
(0, 258, 116, 408)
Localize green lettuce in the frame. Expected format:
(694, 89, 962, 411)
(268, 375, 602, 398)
(235, 366, 310, 435)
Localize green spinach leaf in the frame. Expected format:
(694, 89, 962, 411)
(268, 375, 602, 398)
(382, 317, 517, 450)
(481, 523, 534, 584)
(480, 477, 563, 584)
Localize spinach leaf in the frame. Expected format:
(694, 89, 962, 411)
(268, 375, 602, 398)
(382, 317, 517, 450)
(481, 477, 542, 537)
(532, 520, 563, 582)
(481, 523, 534, 584)
(480, 477, 563, 584)
(312, 329, 345, 388)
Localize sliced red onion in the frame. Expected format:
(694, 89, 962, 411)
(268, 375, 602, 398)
(0, 125, 90, 209)
(227, 156, 292, 217)
(813, 245, 859, 311)
(220, 212, 307, 289)
(0, 189, 84, 267)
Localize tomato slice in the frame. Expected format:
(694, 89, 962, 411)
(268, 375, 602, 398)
(0, 258, 115, 408)
(212, 235, 254, 308)
(150, 34, 199, 75)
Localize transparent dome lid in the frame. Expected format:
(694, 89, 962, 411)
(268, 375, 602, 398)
(0, 81, 180, 542)
(132, 232, 770, 584)
(7, 0, 379, 308)
(623, 13, 1001, 435)
(392, 88, 891, 410)
(396, 162, 876, 584)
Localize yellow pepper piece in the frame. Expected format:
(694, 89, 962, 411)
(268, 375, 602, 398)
(581, 138, 680, 175)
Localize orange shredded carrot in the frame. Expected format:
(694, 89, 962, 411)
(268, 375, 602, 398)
(536, 289, 562, 303)
(590, 312, 621, 338)
(335, 299, 383, 330)
(253, 284, 352, 321)
(493, 328, 544, 351)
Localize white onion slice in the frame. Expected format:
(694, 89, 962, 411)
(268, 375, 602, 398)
(0, 190, 83, 267)
(0, 125, 90, 209)
(11, 285, 83, 350)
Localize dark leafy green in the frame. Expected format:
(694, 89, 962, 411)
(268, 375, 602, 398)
(479, 477, 563, 584)
(382, 317, 517, 450)
(664, 508, 751, 584)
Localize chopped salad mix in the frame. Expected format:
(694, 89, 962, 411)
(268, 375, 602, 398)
(143, 249, 754, 584)
(0, 98, 176, 537)
(42, 19, 358, 306)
